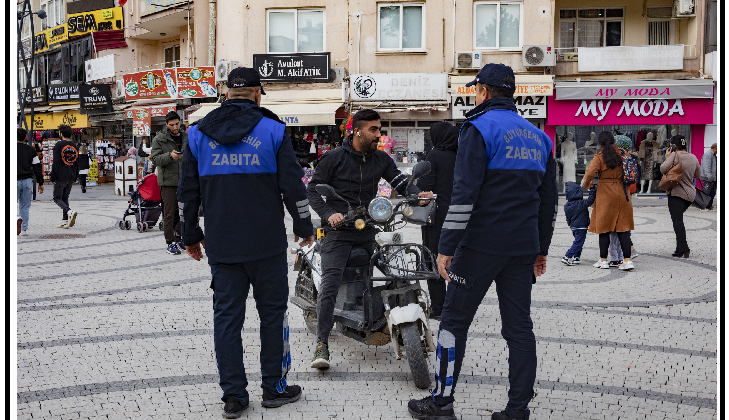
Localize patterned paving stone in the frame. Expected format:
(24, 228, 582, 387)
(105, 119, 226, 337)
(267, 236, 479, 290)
(16, 186, 717, 419)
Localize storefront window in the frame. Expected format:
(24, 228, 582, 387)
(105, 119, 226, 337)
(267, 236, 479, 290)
(553, 124, 690, 194)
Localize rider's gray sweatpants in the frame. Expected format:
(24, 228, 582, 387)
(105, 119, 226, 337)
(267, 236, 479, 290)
(316, 228, 377, 344)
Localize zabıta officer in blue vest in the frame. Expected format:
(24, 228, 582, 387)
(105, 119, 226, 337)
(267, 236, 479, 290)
(178, 67, 315, 419)
(407, 64, 558, 420)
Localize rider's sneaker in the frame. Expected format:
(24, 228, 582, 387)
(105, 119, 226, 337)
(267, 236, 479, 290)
(166, 243, 182, 255)
(58, 220, 70, 229)
(310, 342, 330, 369)
(407, 395, 457, 420)
(67, 209, 78, 227)
(222, 397, 248, 419)
(492, 408, 530, 420)
(261, 384, 302, 408)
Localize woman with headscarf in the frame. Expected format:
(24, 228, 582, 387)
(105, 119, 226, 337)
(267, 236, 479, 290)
(660, 135, 701, 258)
(582, 131, 635, 271)
(417, 122, 459, 320)
(77, 145, 91, 193)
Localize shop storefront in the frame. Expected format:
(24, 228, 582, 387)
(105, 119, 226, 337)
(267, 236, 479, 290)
(547, 79, 715, 194)
(348, 73, 450, 169)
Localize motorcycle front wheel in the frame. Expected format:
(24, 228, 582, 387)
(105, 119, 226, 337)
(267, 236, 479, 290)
(400, 321, 431, 389)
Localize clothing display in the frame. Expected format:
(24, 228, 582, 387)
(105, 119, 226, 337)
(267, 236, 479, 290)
(561, 140, 577, 184)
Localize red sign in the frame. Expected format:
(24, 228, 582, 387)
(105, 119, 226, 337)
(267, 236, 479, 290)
(547, 97, 714, 126)
(123, 69, 177, 101)
(131, 108, 151, 136)
(150, 105, 177, 117)
(175, 67, 217, 98)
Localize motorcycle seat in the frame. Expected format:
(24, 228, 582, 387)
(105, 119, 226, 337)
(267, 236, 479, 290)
(347, 245, 371, 267)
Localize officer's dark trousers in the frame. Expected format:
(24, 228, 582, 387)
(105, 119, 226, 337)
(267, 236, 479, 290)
(209, 252, 291, 404)
(434, 250, 537, 417)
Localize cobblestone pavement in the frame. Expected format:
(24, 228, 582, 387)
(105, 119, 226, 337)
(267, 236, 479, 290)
(15, 185, 718, 419)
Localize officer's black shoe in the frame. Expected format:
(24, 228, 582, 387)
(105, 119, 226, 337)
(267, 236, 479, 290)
(261, 384, 302, 408)
(222, 397, 248, 419)
(491, 408, 530, 420)
(407, 395, 457, 420)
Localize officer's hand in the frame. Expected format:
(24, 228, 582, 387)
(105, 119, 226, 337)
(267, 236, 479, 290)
(418, 191, 433, 206)
(328, 213, 345, 229)
(38, 185, 44, 194)
(533, 255, 547, 277)
(296, 235, 316, 247)
(186, 239, 206, 261)
(437, 254, 453, 282)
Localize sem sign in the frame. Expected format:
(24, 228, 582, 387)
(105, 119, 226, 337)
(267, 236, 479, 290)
(578, 45, 683, 72)
(350, 73, 448, 101)
(452, 96, 546, 120)
(67, 7, 123, 35)
(33, 24, 68, 53)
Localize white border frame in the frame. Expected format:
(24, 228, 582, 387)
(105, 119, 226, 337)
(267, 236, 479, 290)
(266, 8, 327, 54)
(377, 3, 426, 52)
(472, 1, 524, 52)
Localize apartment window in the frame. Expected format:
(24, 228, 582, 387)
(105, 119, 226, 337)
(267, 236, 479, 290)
(41, 0, 64, 30)
(647, 7, 673, 45)
(378, 3, 425, 51)
(473, 2, 522, 50)
(267, 9, 325, 53)
(559, 8, 623, 53)
(164, 45, 181, 68)
(68, 38, 92, 82)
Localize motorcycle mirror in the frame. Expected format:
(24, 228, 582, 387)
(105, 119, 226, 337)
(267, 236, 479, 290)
(411, 161, 431, 180)
(315, 184, 337, 197)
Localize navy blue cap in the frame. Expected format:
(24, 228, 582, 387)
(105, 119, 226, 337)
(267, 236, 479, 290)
(227, 67, 266, 94)
(465, 63, 515, 90)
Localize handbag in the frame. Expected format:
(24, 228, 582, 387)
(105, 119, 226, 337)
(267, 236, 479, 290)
(404, 200, 437, 226)
(658, 152, 682, 192)
(693, 179, 712, 209)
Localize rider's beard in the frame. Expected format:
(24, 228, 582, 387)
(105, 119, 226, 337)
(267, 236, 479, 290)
(359, 135, 379, 154)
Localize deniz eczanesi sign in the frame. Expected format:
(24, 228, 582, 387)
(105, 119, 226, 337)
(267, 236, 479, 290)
(547, 97, 714, 125)
(350, 73, 448, 101)
(253, 53, 331, 82)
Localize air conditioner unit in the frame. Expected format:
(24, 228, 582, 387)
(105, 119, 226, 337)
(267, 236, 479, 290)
(215, 60, 240, 83)
(522, 45, 556, 67)
(674, 0, 695, 16)
(115, 80, 125, 98)
(455, 52, 482, 70)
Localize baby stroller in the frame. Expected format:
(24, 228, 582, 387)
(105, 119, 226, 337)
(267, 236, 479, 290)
(118, 173, 164, 233)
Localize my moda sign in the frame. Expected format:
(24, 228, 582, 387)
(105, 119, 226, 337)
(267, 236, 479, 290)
(253, 53, 330, 82)
(48, 83, 80, 102)
(350, 73, 448, 101)
(547, 97, 714, 125)
(79, 84, 113, 113)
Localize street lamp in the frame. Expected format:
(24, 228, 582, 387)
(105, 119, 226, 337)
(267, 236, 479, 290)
(17, 0, 47, 144)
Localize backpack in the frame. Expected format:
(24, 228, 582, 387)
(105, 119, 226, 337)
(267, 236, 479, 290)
(619, 148, 638, 200)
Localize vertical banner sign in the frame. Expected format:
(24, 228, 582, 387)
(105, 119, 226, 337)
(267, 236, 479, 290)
(132, 108, 151, 136)
(175, 67, 217, 98)
(88, 160, 98, 183)
(123, 70, 176, 101)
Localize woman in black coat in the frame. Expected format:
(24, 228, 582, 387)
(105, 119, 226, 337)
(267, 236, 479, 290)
(417, 122, 459, 319)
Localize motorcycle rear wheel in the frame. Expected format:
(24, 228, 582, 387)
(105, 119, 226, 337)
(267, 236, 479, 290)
(400, 321, 431, 389)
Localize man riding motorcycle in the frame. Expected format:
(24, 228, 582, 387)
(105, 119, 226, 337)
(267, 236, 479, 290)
(307, 109, 433, 368)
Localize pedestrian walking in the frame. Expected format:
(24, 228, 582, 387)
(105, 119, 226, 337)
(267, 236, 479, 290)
(151, 111, 187, 254)
(50, 124, 79, 229)
(700, 143, 717, 210)
(77, 145, 91, 193)
(561, 182, 596, 266)
(582, 131, 635, 271)
(417, 122, 459, 320)
(614, 136, 639, 260)
(17, 128, 44, 236)
(661, 135, 701, 258)
(407, 63, 558, 420)
(32, 142, 43, 201)
(179, 67, 315, 419)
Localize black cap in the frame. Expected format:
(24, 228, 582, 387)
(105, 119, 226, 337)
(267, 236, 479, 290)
(227, 67, 266, 94)
(670, 135, 687, 149)
(465, 63, 516, 90)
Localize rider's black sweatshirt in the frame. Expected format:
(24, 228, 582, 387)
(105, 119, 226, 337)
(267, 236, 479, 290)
(307, 136, 419, 228)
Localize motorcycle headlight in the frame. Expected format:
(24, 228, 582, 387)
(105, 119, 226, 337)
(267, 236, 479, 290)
(368, 196, 393, 222)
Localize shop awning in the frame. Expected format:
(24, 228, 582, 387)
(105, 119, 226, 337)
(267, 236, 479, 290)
(450, 74, 554, 96)
(48, 104, 81, 112)
(555, 79, 714, 100)
(188, 89, 344, 126)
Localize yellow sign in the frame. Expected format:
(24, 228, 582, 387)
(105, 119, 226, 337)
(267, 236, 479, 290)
(25, 109, 90, 129)
(451, 83, 554, 97)
(67, 7, 123, 36)
(34, 24, 68, 54)
(88, 160, 98, 182)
